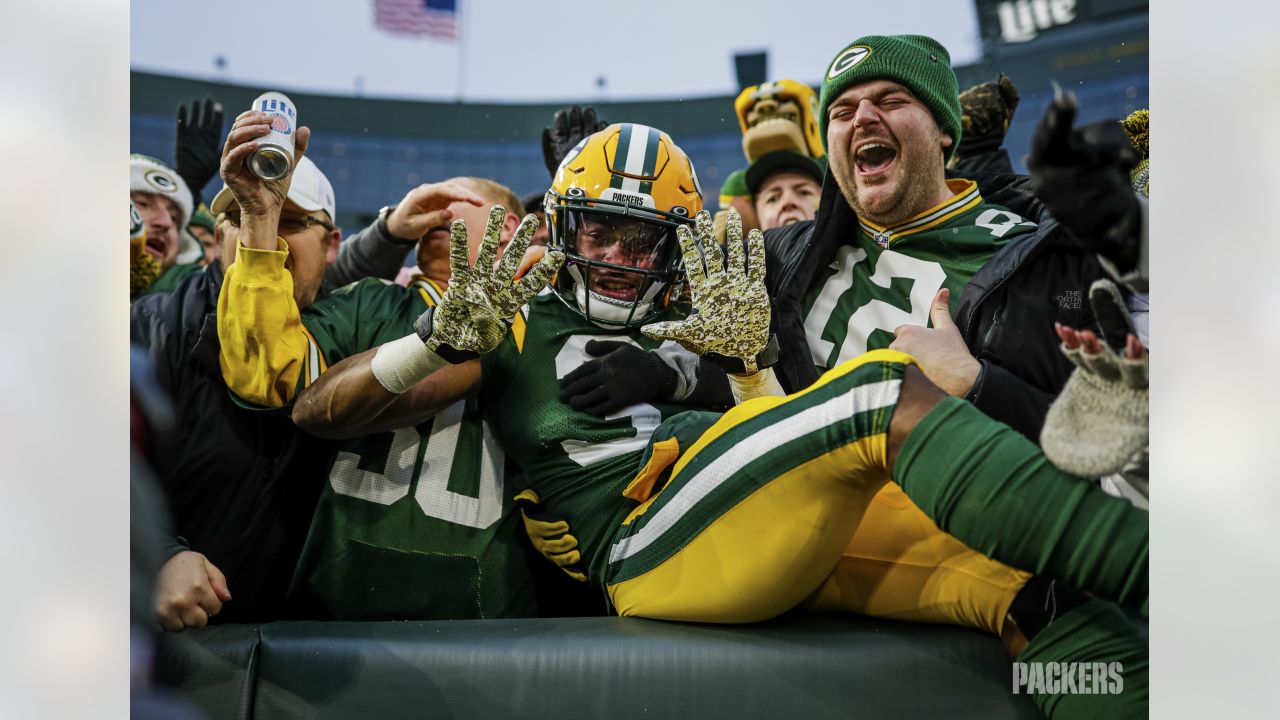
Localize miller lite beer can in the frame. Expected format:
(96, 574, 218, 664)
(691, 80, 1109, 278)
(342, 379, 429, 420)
(248, 91, 297, 180)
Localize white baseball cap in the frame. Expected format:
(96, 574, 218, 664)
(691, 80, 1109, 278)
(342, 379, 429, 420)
(210, 155, 337, 224)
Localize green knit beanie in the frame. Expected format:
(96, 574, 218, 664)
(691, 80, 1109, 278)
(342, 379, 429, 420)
(719, 168, 751, 203)
(189, 202, 216, 233)
(818, 35, 962, 160)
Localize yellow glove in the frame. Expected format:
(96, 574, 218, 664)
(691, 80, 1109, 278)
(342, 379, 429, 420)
(514, 488, 586, 583)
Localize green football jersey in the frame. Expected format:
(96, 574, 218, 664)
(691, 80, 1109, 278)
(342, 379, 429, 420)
(287, 275, 541, 620)
(801, 180, 1037, 371)
(480, 292, 691, 585)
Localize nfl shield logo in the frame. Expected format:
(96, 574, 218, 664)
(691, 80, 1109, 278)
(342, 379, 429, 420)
(874, 231, 891, 248)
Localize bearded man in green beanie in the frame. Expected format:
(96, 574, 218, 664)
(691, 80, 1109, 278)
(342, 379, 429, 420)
(821, 37, 965, 231)
(752, 34, 1148, 718)
(765, 35, 1120, 439)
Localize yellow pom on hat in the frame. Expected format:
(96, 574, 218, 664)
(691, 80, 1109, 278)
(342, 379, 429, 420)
(1121, 109, 1149, 158)
(1121, 109, 1149, 196)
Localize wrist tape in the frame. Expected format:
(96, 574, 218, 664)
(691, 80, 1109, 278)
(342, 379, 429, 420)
(727, 367, 785, 405)
(370, 334, 449, 395)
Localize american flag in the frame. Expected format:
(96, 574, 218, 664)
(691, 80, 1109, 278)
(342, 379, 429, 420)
(374, 0, 458, 40)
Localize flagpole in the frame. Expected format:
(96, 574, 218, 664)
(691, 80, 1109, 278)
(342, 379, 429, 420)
(454, 0, 466, 101)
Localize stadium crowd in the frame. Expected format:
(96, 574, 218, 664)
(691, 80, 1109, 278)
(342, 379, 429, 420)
(130, 33, 1150, 718)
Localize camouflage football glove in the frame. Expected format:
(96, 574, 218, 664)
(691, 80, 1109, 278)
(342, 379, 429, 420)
(954, 73, 1020, 158)
(642, 210, 777, 373)
(514, 488, 587, 582)
(1041, 280, 1148, 478)
(414, 206, 564, 361)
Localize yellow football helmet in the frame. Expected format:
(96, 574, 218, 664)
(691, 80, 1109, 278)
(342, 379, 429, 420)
(545, 123, 702, 328)
(733, 79, 825, 162)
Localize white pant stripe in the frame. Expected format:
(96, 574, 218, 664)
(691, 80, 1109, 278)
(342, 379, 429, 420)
(608, 378, 901, 565)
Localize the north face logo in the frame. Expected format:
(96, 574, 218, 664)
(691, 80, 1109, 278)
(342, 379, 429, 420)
(1055, 290, 1082, 310)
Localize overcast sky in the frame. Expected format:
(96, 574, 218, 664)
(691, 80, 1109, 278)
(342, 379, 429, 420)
(131, 0, 982, 102)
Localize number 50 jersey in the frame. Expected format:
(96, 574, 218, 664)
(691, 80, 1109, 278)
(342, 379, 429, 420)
(288, 276, 541, 620)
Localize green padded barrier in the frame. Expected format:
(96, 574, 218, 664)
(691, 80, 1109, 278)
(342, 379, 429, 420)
(154, 624, 261, 720)
(238, 614, 1038, 719)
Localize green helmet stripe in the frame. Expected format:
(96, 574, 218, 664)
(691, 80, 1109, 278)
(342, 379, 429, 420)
(637, 126, 659, 196)
(639, 127, 660, 177)
(609, 124, 635, 190)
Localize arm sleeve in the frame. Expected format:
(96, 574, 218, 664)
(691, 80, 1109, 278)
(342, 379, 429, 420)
(966, 360, 1056, 441)
(161, 535, 190, 564)
(652, 345, 734, 412)
(321, 216, 414, 292)
(217, 240, 311, 407)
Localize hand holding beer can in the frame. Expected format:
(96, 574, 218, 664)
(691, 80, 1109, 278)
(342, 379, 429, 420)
(249, 91, 297, 180)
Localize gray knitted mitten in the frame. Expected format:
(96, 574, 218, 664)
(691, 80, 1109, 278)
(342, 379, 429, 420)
(1041, 281, 1149, 477)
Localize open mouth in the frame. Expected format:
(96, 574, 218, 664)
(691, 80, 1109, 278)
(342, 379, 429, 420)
(144, 237, 167, 259)
(855, 142, 897, 176)
(592, 273, 641, 300)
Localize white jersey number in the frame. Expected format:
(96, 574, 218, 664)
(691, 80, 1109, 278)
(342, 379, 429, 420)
(554, 334, 664, 467)
(804, 247, 946, 369)
(328, 399, 504, 530)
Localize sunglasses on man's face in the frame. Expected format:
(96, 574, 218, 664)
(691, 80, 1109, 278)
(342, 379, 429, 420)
(223, 211, 335, 234)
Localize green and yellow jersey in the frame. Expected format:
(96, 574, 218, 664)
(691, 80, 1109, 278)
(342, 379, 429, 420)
(801, 179, 1036, 371)
(217, 244, 541, 620)
(480, 292, 691, 584)
(289, 276, 540, 620)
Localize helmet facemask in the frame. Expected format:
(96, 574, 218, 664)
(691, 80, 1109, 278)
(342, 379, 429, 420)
(549, 206, 684, 329)
(545, 122, 702, 328)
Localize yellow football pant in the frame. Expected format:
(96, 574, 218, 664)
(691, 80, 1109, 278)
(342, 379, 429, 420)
(607, 350, 1026, 634)
(804, 483, 1028, 636)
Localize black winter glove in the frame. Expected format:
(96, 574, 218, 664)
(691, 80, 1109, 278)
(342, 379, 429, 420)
(1027, 90, 1142, 272)
(559, 340, 677, 417)
(174, 97, 225, 205)
(541, 105, 608, 178)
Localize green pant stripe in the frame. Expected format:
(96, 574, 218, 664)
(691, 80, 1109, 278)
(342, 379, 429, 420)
(605, 359, 905, 582)
(607, 425, 869, 582)
(671, 360, 899, 481)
